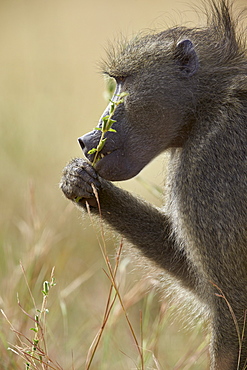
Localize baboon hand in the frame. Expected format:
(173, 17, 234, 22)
(60, 158, 101, 208)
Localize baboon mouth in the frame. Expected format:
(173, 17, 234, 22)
(98, 151, 113, 160)
(86, 149, 115, 164)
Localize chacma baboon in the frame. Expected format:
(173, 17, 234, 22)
(60, 1, 247, 368)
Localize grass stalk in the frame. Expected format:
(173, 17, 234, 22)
(213, 283, 246, 370)
(85, 184, 144, 369)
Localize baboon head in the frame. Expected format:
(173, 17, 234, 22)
(78, 3, 242, 181)
(78, 34, 200, 181)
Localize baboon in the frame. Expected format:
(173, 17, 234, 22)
(60, 1, 247, 369)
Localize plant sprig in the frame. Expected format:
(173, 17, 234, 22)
(75, 91, 127, 204)
(88, 91, 128, 167)
(27, 270, 57, 367)
(1, 266, 60, 369)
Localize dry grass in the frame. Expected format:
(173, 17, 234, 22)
(0, 182, 209, 369)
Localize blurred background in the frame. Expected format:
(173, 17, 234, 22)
(0, 0, 245, 369)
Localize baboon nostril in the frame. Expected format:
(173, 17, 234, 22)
(78, 137, 85, 150)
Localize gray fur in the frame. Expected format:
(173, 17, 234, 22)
(60, 1, 247, 368)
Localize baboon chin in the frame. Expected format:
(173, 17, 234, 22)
(61, 1, 247, 369)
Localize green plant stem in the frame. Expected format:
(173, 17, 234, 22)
(91, 130, 106, 167)
(89, 92, 128, 167)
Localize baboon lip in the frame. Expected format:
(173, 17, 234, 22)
(98, 151, 113, 160)
(85, 148, 116, 165)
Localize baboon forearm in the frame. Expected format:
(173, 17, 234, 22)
(86, 180, 197, 290)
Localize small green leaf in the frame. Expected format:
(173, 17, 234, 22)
(118, 92, 129, 99)
(102, 115, 110, 122)
(103, 119, 116, 132)
(102, 122, 107, 132)
(107, 119, 116, 125)
(109, 102, 115, 114)
(30, 328, 38, 333)
(88, 148, 97, 154)
(42, 281, 50, 296)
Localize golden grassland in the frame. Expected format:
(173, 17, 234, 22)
(0, 0, 233, 368)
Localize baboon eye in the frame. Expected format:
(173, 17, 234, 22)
(115, 76, 126, 84)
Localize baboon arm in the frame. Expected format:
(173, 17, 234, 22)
(87, 179, 197, 291)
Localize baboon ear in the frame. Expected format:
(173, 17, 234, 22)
(174, 39, 199, 77)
